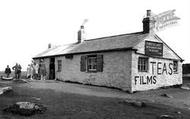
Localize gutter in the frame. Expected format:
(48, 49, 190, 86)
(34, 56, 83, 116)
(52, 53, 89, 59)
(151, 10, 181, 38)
(33, 47, 137, 59)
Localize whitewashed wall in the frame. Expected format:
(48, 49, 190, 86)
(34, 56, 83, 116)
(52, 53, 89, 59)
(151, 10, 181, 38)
(55, 51, 132, 91)
(134, 33, 180, 60)
(131, 33, 182, 92)
(131, 53, 182, 92)
(34, 33, 182, 92)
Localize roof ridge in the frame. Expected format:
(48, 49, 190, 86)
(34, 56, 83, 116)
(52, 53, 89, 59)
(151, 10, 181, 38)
(84, 31, 144, 42)
(59, 42, 77, 46)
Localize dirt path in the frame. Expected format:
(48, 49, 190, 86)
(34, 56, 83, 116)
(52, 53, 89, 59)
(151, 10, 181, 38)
(16, 80, 190, 110)
(1, 79, 190, 119)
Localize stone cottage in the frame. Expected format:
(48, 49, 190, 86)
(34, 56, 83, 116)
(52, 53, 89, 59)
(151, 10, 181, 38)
(33, 10, 183, 92)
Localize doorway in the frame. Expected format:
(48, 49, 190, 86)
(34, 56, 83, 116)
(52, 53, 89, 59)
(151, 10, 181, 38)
(49, 58, 55, 80)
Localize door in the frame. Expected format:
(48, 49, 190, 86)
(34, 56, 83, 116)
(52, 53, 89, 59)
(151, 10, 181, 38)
(49, 58, 55, 80)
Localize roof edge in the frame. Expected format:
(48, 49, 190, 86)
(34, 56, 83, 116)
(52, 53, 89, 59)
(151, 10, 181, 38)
(154, 34, 184, 62)
(33, 47, 137, 59)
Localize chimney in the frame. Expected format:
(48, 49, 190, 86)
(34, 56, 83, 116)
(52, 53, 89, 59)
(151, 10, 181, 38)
(77, 25, 85, 43)
(142, 10, 155, 33)
(48, 43, 51, 49)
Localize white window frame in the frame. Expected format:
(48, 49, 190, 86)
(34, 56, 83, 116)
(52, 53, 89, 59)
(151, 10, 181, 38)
(57, 60, 62, 72)
(138, 57, 149, 72)
(87, 55, 97, 72)
(173, 60, 178, 73)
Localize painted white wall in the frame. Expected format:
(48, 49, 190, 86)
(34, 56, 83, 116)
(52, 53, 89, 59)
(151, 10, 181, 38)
(55, 51, 132, 91)
(131, 34, 182, 92)
(134, 33, 181, 60)
(131, 54, 182, 92)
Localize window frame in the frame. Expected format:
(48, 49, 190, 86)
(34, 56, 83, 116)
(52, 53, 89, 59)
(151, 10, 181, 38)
(87, 55, 98, 72)
(80, 54, 103, 73)
(138, 57, 149, 72)
(173, 60, 178, 74)
(57, 60, 62, 72)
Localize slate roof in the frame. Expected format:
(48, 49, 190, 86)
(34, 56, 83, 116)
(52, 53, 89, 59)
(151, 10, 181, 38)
(33, 32, 149, 59)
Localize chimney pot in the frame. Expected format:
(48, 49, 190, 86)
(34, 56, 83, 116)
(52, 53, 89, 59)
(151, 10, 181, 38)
(81, 25, 84, 29)
(48, 43, 51, 49)
(147, 10, 151, 17)
(77, 25, 85, 43)
(143, 10, 155, 33)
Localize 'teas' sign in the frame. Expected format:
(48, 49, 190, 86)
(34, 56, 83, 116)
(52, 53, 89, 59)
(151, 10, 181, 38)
(145, 41, 163, 56)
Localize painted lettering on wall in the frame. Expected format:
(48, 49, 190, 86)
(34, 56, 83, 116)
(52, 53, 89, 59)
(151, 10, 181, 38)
(150, 61, 173, 75)
(135, 76, 157, 85)
(134, 61, 174, 85)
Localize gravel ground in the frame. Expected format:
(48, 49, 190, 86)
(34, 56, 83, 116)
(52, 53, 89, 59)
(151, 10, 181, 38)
(0, 79, 190, 119)
(18, 79, 190, 110)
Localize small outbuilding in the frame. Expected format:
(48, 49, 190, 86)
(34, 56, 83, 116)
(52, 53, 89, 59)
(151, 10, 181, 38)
(33, 10, 183, 92)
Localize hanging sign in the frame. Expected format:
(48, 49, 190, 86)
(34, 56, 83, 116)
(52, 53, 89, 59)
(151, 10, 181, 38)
(145, 41, 163, 56)
(153, 9, 180, 31)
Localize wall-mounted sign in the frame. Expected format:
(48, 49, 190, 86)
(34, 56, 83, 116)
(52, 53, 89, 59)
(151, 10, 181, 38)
(145, 41, 163, 56)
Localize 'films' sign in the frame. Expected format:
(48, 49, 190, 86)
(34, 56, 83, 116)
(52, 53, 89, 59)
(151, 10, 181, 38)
(145, 41, 163, 56)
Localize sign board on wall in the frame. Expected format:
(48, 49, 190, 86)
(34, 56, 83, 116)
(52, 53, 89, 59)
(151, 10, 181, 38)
(145, 41, 163, 56)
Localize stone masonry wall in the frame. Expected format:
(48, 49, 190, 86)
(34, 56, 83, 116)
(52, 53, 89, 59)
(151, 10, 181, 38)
(55, 51, 132, 91)
(131, 33, 182, 92)
(131, 53, 182, 92)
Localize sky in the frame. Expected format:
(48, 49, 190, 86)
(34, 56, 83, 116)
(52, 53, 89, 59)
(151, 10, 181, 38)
(0, 0, 189, 71)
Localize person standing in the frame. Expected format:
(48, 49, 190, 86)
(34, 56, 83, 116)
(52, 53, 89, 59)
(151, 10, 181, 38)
(27, 64, 33, 79)
(33, 62, 39, 80)
(5, 65, 11, 78)
(39, 63, 46, 80)
(17, 64, 22, 79)
(12, 63, 19, 79)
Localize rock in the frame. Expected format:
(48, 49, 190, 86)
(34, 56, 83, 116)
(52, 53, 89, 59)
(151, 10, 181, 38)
(31, 97, 41, 101)
(181, 86, 190, 90)
(181, 83, 190, 90)
(0, 86, 13, 95)
(13, 79, 27, 83)
(120, 100, 146, 107)
(3, 102, 47, 116)
(1, 76, 14, 81)
(158, 115, 175, 119)
(160, 93, 173, 98)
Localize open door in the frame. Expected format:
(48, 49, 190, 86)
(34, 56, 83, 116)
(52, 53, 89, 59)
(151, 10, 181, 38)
(49, 58, 55, 80)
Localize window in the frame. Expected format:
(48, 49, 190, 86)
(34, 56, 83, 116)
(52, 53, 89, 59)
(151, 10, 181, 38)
(138, 57, 149, 72)
(173, 61, 178, 73)
(80, 55, 103, 72)
(65, 54, 73, 59)
(87, 55, 97, 72)
(57, 60, 62, 72)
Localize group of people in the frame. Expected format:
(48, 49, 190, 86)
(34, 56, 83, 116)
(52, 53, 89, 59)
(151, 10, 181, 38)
(4, 60, 46, 80)
(27, 60, 46, 80)
(4, 63, 22, 79)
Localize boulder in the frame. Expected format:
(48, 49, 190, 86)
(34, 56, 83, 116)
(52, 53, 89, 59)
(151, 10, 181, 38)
(3, 102, 47, 116)
(1, 76, 14, 81)
(120, 99, 146, 107)
(181, 83, 190, 90)
(181, 86, 190, 90)
(0, 86, 13, 95)
(13, 79, 27, 83)
(160, 93, 173, 98)
(158, 114, 175, 119)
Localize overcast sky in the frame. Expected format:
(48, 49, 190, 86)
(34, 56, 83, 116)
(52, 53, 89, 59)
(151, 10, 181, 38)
(0, 0, 189, 71)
